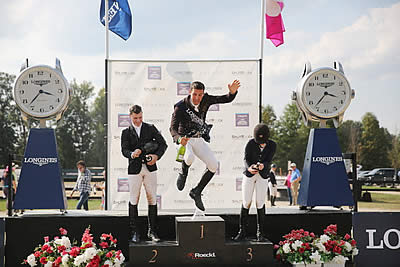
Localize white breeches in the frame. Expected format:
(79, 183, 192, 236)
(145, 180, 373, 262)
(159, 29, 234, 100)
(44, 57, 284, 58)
(241, 173, 268, 209)
(183, 138, 218, 172)
(128, 164, 157, 205)
(268, 181, 277, 197)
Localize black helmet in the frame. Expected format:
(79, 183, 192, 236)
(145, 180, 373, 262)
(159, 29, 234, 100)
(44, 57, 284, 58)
(253, 123, 270, 144)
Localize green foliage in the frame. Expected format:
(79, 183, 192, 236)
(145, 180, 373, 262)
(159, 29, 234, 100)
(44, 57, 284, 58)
(337, 120, 362, 153)
(388, 134, 400, 169)
(55, 80, 95, 168)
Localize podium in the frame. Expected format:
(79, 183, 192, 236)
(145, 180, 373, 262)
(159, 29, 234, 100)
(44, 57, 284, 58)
(129, 216, 273, 265)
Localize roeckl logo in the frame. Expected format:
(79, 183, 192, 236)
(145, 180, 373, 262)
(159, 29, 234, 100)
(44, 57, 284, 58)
(312, 156, 343, 166)
(24, 157, 57, 167)
(187, 252, 216, 259)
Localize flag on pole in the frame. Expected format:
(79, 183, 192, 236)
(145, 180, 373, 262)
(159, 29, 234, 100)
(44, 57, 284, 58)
(100, 0, 132, 40)
(265, 0, 285, 47)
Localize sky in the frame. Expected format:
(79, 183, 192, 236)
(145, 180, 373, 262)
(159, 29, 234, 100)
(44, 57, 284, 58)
(1, 0, 399, 134)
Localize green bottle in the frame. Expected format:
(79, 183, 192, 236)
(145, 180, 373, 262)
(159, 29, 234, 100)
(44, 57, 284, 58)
(176, 144, 186, 162)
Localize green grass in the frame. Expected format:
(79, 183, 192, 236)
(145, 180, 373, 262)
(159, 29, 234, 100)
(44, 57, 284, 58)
(0, 198, 102, 213)
(358, 192, 400, 211)
(362, 185, 399, 190)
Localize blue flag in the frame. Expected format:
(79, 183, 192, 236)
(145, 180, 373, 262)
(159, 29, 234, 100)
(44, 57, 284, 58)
(100, 0, 132, 40)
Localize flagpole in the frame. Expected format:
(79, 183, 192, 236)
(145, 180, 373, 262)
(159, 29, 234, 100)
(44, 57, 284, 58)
(105, 0, 110, 59)
(260, 0, 266, 59)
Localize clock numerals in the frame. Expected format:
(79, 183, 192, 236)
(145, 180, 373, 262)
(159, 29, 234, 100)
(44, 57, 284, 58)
(309, 100, 313, 105)
(28, 74, 33, 78)
(308, 83, 314, 87)
(333, 106, 338, 111)
(22, 80, 28, 85)
(314, 76, 319, 81)
(306, 91, 311, 96)
(339, 100, 344, 104)
(324, 109, 328, 113)
(22, 99, 28, 104)
(339, 81, 343, 86)
(37, 71, 44, 75)
(316, 107, 320, 112)
(30, 106, 35, 111)
(322, 73, 328, 78)
(341, 90, 346, 95)
(19, 90, 25, 94)
(55, 80, 60, 84)
(333, 75, 336, 80)
(39, 108, 45, 113)
(49, 105, 54, 110)
(58, 89, 63, 93)
(57, 98, 61, 103)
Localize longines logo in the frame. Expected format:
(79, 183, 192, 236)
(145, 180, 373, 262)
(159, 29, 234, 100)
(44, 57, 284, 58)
(115, 103, 132, 107)
(147, 119, 165, 123)
(24, 157, 57, 167)
(187, 252, 216, 259)
(232, 134, 252, 140)
(113, 200, 127, 205)
(114, 71, 135, 76)
(32, 80, 50, 86)
(232, 71, 253, 75)
(312, 156, 343, 166)
(144, 87, 166, 92)
(206, 86, 223, 92)
(232, 102, 252, 106)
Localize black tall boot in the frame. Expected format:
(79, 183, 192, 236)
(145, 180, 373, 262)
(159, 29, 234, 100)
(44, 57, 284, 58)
(189, 169, 215, 211)
(256, 205, 267, 242)
(177, 161, 190, 191)
(147, 205, 160, 242)
(271, 196, 276, 206)
(233, 206, 249, 241)
(129, 203, 140, 243)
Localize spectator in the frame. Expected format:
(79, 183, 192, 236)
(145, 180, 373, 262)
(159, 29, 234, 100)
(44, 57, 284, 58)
(289, 162, 301, 206)
(268, 164, 278, 206)
(285, 169, 293, 205)
(1, 166, 17, 202)
(70, 160, 92, 211)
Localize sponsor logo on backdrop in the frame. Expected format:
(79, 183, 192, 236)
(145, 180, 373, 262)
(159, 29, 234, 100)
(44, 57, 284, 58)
(232, 102, 253, 107)
(211, 150, 223, 155)
(235, 113, 249, 127)
(312, 156, 343, 166)
(187, 252, 217, 259)
(115, 103, 132, 108)
(117, 178, 129, 192)
(144, 86, 166, 92)
(23, 157, 57, 167)
(366, 228, 400, 250)
(177, 82, 191, 95)
(113, 135, 121, 140)
(118, 114, 131, 127)
(236, 177, 243, 191)
(148, 66, 161, 80)
(208, 104, 220, 111)
(146, 119, 165, 124)
(206, 86, 223, 92)
(232, 71, 253, 75)
(173, 167, 196, 172)
(232, 134, 253, 140)
(174, 71, 193, 76)
(174, 199, 193, 204)
(207, 182, 224, 188)
(114, 71, 135, 76)
(113, 167, 128, 172)
(233, 166, 244, 171)
(232, 199, 242, 204)
(215, 162, 220, 175)
(206, 118, 223, 124)
(113, 200, 127, 205)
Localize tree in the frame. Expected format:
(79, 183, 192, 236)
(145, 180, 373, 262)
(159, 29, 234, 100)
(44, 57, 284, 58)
(388, 134, 400, 171)
(86, 87, 106, 167)
(359, 112, 391, 170)
(337, 120, 362, 154)
(261, 104, 277, 139)
(56, 80, 95, 168)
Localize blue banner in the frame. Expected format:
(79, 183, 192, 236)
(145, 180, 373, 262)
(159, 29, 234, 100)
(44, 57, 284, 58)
(13, 129, 67, 209)
(100, 0, 132, 40)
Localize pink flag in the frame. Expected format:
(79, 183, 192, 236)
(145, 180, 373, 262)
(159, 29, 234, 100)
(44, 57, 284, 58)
(265, 1, 285, 47)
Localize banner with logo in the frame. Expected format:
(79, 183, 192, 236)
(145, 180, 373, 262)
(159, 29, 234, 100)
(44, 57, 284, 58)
(353, 212, 400, 267)
(107, 60, 260, 211)
(13, 129, 67, 209)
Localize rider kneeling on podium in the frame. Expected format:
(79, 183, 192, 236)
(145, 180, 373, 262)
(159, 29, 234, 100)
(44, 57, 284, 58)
(234, 123, 276, 242)
(170, 80, 240, 211)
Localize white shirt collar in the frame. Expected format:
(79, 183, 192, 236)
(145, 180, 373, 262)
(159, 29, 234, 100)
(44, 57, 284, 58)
(132, 122, 142, 136)
(190, 97, 199, 112)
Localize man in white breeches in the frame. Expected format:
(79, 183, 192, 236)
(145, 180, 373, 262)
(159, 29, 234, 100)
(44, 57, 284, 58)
(267, 164, 278, 206)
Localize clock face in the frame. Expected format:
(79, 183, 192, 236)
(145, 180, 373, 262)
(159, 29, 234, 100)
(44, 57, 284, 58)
(301, 69, 351, 118)
(14, 66, 69, 118)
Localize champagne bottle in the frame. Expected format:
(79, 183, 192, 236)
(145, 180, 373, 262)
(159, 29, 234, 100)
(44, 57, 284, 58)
(176, 144, 186, 162)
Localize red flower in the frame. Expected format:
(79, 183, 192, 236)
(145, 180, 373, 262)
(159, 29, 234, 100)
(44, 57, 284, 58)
(351, 239, 357, 246)
(106, 251, 113, 258)
(69, 247, 80, 257)
(59, 227, 68, 236)
(344, 233, 351, 240)
(54, 256, 62, 266)
(39, 257, 48, 264)
(298, 247, 305, 253)
(111, 238, 118, 244)
(276, 254, 281, 261)
(57, 245, 66, 253)
(41, 244, 49, 251)
(44, 236, 49, 243)
(99, 242, 109, 249)
(34, 251, 41, 257)
(46, 247, 53, 254)
(273, 244, 280, 250)
(333, 246, 342, 254)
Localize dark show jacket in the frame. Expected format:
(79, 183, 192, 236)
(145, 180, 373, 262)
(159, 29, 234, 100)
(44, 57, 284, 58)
(243, 139, 277, 179)
(121, 122, 168, 175)
(170, 91, 237, 144)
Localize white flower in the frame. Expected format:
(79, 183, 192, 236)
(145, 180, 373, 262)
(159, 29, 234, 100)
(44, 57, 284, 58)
(344, 241, 352, 252)
(283, 243, 291, 253)
(26, 254, 37, 267)
(103, 260, 113, 266)
(73, 255, 86, 266)
(331, 255, 349, 264)
(352, 247, 359, 256)
(119, 253, 125, 262)
(319, 234, 330, 243)
(315, 242, 327, 253)
(309, 251, 322, 264)
(44, 261, 53, 267)
(292, 240, 303, 250)
(55, 236, 71, 249)
(83, 247, 98, 260)
(61, 254, 70, 264)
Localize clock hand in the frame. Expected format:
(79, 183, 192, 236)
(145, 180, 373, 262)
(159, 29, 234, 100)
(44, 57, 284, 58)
(41, 90, 54, 96)
(29, 91, 42, 105)
(326, 93, 337, 97)
(315, 94, 326, 107)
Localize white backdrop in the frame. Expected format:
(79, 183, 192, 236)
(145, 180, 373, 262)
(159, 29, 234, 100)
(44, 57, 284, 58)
(107, 60, 260, 211)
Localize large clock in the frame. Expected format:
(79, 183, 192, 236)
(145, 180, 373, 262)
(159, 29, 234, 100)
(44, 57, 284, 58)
(13, 59, 71, 121)
(292, 61, 355, 128)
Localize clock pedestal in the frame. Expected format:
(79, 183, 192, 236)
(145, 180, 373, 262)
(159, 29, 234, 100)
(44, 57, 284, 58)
(13, 128, 67, 210)
(297, 128, 354, 207)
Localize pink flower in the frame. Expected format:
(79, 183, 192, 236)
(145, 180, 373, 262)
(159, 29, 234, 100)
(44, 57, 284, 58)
(106, 251, 113, 258)
(39, 257, 48, 264)
(59, 228, 68, 236)
(44, 236, 49, 243)
(41, 244, 49, 251)
(344, 233, 351, 240)
(69, 246, 80, 257)
(99, 242, 109, 249)
(34, 251, 41, 257)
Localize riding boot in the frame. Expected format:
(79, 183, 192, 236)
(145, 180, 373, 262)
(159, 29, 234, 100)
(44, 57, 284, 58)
(233, 206, 249, 241)
(189, 169, 215, 211)
(147, 205, 160, 242)
(129, 202, 140, 243)
(177, 161, 190, 191)
(256, 205, 267, 242)
(271, 196, 276, 206)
